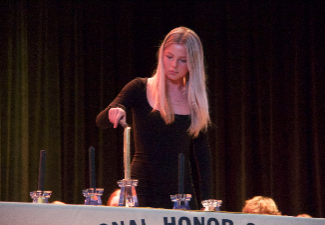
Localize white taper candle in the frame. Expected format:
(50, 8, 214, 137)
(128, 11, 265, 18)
(124, 127, 131, 180)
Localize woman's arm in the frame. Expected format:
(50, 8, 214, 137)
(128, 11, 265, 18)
(96, 77, 145, 129)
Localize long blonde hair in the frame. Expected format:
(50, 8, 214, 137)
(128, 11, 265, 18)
(151, 27, 210, 137)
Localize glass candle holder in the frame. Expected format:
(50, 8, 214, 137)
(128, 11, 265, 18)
(170, 194, 192, 210)
(117, 179, 139, 207)
(30, 190, 52, 203)
(202, 199, 222, 211)
(83, 188, 104, 205)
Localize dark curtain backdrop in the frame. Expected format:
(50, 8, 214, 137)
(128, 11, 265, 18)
(1, 0, 324, 218)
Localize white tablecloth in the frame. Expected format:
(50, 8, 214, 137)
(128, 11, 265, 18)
(0, 202, 323, 225)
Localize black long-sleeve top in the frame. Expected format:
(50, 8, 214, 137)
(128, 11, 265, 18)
(96, 77, 212, 209)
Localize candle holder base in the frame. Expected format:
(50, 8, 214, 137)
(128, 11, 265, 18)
(202, 199, 222, 211)
(30, 190, 52, 203)
(83, 188, 104, 205)
(117, 179, 139, 207)
(170, 194, 192, 210)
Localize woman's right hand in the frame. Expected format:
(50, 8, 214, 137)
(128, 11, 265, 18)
(109, 108, 126, 128)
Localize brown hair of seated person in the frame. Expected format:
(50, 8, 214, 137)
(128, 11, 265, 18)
(242, 196, 281, 215)
(107, 189, 121, 206)
(297, 214, 312, 218)
(52, 201, 65, 204)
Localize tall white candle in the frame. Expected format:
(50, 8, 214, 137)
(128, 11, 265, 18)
(124, 127, 131, 180)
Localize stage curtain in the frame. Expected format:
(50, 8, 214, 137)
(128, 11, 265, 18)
(0, 0, 324, 218)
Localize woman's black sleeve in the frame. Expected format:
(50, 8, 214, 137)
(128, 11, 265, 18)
(96, 78, 144, 129)
(192, 130, 213, 201)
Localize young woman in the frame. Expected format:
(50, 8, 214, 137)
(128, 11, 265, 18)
(96, 27, 212, 209)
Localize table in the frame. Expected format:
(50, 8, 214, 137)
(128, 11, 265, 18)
(0, 202, 324, 225)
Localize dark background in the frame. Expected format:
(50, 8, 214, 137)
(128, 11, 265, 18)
(1, 0, 324, 218)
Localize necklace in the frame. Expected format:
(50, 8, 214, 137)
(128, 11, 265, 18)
(169, 91, 186, 96)
(169, 91, 187, 106)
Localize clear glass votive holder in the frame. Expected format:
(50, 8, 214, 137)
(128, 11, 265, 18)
(170, 194, 192, 210)
(117, 179, 139, 207)
(30, 190, 52, 203)
(83, 188, 104, 205)
(202, 199, 222, 211)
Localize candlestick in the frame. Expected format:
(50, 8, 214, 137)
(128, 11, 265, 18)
(178, 153, 185, 194)
(89, 146, 96, 189)
(171, 194, 192, 210)
(38, 150, 46, 191)
(124, 127, 131, 180)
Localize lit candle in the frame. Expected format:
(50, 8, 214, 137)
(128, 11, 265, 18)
(89, 146, 96, 189)
(178, 153, 185, 194)
(124, 127, 131, 180)
(38, 150, 46, 191)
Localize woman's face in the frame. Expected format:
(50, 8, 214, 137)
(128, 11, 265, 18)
(163, 43, 189, 83)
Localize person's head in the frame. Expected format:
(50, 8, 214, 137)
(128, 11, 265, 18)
(107, 189, 120, 206)
(152, 27, 210, 137)
(158, 27, 205, 84)
(52, 201, 65, 204)
(242, 196, 281, 215)
(297, 214, 312, 218)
